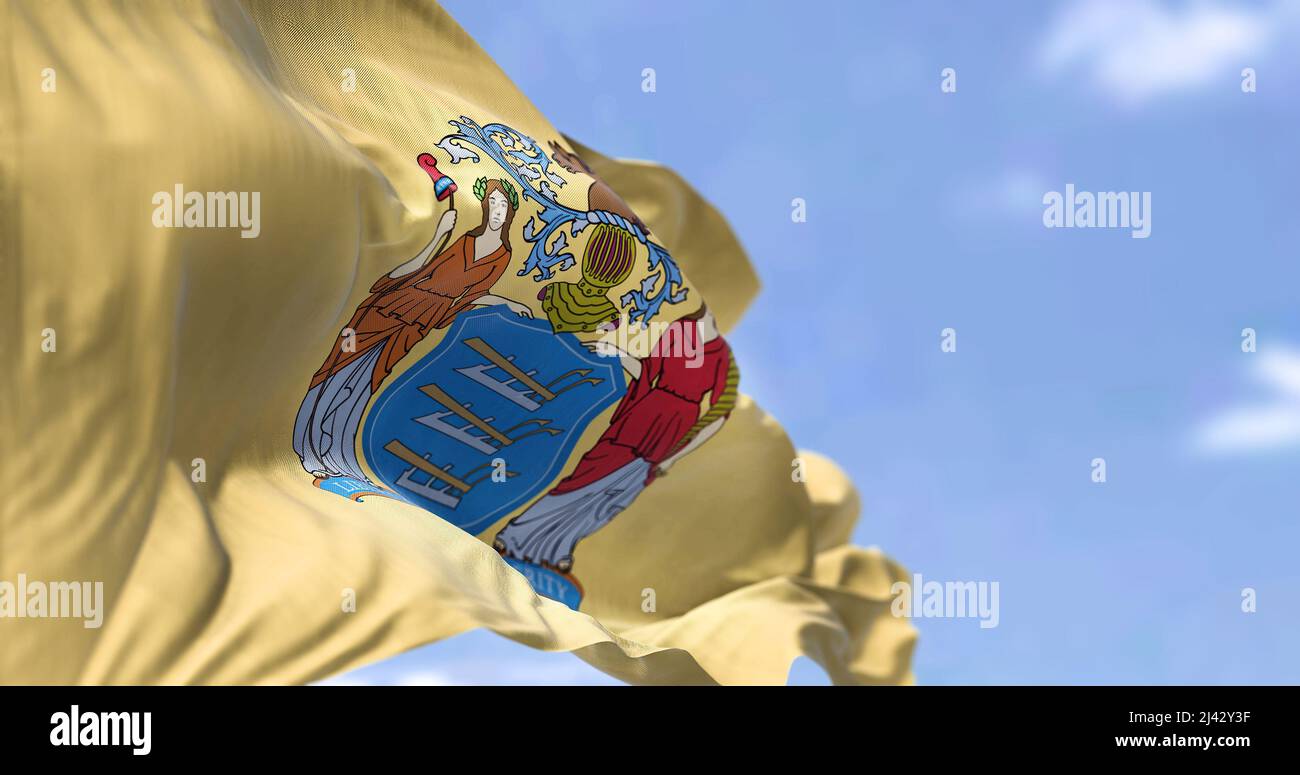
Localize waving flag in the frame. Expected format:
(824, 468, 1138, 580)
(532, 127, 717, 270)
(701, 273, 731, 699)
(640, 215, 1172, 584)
(1, 0, 915, 685)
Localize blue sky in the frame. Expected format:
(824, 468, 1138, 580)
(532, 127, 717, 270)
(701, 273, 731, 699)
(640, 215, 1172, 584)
(335, 0, 1300, 685)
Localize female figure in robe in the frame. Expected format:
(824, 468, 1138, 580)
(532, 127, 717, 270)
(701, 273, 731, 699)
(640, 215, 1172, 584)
(494, 305, 739, 573)
(293, 179, 532, 482)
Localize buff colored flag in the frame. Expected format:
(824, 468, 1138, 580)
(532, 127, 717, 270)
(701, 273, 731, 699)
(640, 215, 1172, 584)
(1, 0, 916, 685)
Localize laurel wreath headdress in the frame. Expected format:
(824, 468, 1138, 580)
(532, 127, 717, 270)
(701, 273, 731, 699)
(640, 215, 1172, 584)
(473, 176, 519, 210)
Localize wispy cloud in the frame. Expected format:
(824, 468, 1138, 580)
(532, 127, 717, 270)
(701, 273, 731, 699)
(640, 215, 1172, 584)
(1038, 0, 1292, 105)
(395, 669, 461, 686)
(948, 168, 1048, 222)
(1194, 347, 1300, 454)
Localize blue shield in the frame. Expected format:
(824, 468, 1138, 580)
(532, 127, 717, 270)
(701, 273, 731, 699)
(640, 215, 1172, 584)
(360, 307, 625, 535)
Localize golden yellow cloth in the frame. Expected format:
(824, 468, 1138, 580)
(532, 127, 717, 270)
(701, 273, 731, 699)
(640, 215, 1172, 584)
(0, 0, 915, 685)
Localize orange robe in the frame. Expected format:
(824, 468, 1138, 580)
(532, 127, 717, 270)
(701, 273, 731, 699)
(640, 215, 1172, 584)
(310, 233, 510, 392)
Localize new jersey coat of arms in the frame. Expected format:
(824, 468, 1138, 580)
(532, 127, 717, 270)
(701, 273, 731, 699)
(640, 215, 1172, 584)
(292, 116, 739, 609)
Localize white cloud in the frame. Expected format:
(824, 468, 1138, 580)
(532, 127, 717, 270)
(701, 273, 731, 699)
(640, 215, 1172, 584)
(1195, 347, 1300, 454)
(1038, 0, 1292, 104)
(396, 669, 462, 686)
(948, 168, 1048, 221)
(312, 675, 372, 686)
